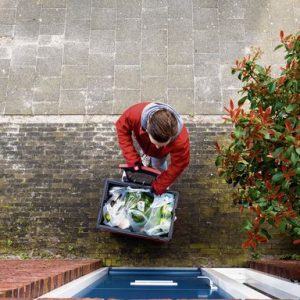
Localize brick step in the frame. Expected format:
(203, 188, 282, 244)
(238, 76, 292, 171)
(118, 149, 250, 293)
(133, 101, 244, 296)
(250, 260, 300, 282)
(0, 259, 102, 299)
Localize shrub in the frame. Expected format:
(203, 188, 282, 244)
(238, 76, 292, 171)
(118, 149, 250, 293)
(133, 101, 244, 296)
(215, 31, 300, 250)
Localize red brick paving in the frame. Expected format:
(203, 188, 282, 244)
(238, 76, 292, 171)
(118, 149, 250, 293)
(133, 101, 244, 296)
(250, 259, 300, 282)
(0, 259, 101, 299)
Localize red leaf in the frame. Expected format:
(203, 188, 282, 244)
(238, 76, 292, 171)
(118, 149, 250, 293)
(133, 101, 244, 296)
(250, 240, 257, 249)
(278, 76, 287, 85)
(265, 181, 272, 191)
(295, 125, 300, 131)
(215, 142, 221, 153)
(222, 116, 232, 122)
(293, 239, 300, 245)
(285, 119, 293, 132)
(280, 30, 284, 42)
(266, 106, 272, 114)
(287, 41, 295, 49)
(242, 239, 251, 249)
(230, 99, 234, 110)
(256, 235, 268, 243)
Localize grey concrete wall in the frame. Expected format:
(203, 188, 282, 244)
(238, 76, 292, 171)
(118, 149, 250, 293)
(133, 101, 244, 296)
(0, 0, 298, 115)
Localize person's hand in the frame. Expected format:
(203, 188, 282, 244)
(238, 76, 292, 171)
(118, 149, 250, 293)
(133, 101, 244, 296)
(129, 161, 143, 171)
(151, 185, 159, 195)
(133, 165, 140, 171)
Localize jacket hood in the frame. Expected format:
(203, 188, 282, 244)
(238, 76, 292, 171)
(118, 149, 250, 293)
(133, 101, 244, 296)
(141, 102, 183, 140)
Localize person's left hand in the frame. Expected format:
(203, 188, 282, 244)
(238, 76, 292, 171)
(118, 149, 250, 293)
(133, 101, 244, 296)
(151, 185, 159, 195)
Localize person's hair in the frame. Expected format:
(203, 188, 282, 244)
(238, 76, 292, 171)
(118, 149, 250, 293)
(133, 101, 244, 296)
(147, 109, 178, 143)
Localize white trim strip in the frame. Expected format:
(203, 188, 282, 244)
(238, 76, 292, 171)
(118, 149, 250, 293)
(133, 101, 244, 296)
(130, 280, 178, 286)
(38, 267, 109, 298)
(219, 268, 300, 299)
(202, 268, 271, 300)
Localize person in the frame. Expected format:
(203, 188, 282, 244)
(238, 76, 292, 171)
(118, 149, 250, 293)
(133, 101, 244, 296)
(115, 102, 190, 195)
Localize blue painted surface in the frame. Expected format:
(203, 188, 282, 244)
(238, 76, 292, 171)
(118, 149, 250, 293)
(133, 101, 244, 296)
(74, 268, 232, 299)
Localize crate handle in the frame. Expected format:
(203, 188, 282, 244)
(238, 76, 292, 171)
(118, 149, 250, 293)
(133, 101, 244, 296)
(119, 164, 161, 177)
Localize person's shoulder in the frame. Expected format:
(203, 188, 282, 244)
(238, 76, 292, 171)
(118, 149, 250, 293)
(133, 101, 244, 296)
(122, 102, 150, 114)
(171, 126, 189, 147)
(178, 126, 189, 141)
(128, 101, 151, 110)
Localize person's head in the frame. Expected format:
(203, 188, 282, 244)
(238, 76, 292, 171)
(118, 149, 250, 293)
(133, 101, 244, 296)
(147, 109, 178, 148)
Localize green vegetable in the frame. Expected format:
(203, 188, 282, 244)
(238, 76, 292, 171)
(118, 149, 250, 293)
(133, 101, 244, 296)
(161, 204, 172, 218)
(131, 213, 145, 223)
(125, 191, 154, 212)
(160, 218, 169, 225)
(104, 212, 111, 222)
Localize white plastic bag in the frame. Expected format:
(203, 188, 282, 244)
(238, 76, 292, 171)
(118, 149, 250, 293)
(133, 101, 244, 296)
(128, 209, 148, 232)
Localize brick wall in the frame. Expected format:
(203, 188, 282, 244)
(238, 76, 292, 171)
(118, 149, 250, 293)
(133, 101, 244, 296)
(0, 117, 297, 266)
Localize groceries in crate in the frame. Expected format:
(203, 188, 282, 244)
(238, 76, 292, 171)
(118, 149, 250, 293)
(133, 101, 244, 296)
(102, 186, 175, 236)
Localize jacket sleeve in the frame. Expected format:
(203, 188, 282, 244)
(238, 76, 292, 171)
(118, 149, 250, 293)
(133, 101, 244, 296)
(115, 108, 142, 167)
(151, 135, 190, 194)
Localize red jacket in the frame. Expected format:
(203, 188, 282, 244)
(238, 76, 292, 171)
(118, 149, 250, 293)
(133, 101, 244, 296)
(115, 102, 190, 194)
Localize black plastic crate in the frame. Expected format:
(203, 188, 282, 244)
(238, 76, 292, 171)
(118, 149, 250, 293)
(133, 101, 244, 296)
(96, 165, 179, 242)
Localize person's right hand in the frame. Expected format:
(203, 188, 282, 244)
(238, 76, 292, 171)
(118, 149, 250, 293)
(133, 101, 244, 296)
(128, 161, 143, 171)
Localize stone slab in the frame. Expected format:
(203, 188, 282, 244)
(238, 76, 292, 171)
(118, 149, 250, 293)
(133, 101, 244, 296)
(0, 0, 297, 115)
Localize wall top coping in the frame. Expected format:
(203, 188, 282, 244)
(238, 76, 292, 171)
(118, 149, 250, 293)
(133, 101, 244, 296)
(0, 115, 226, 124)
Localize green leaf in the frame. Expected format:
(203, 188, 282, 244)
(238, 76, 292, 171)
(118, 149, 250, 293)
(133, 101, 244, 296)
(287, 218, 300, 227)
(285, 145, 294, 158)
(274, 44, 284, 51)
(282, 180, 290, 190)
(236, 163, 246, 172)
(239, 117, 249, 125)
(272, 147, 284, 158)
(293, 227, 300, 235)
(242, 220, 253, 231)
(268, 219, 275, 226)
(238, 96, 248, 106)
(286, 103, 298, 113)
(260, 228, 272, 239)
(268, 82, 276, 93)
(296, 148, 300, 156)
(272, 172, 284, 183)
(291, 152, 298, 165)
(255, 65, 265, 74)
(286, 135, 295, 143)
(260, 129, 270, 140)
(215, 156, 223, 167)
(279, 219, 287, 233)
(259, 217, 266, 224)
(258, 200, 268, 207)
(287, 80, 298, 91)
(296, 186, 300, 197)
(295, 167, 300, 175)
(248, 91, 253, 101)
(234, 127, 244, 138)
